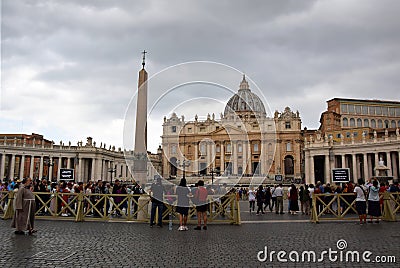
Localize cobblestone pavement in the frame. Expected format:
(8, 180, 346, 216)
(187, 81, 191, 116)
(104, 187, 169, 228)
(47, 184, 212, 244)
(1, 201, 399, 267)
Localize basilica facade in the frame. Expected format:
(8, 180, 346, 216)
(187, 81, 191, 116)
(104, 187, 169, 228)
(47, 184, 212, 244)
(161, 76, 304, 183)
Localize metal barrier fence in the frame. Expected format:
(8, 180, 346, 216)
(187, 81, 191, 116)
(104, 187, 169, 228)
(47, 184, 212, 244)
(1, 191, 240, 225)
(311, 192, 400, 223)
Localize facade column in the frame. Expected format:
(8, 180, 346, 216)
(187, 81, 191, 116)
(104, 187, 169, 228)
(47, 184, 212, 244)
(247, 141, 252, 174)
(20, 155, 25, 179)
(324, 154, 330, 183)
(67, 158, 71, 169)
(232, 141, 238, 175)
(0, 154, 5, 179)
(352, 154, 357, 181)
(29, 155, 35, 179)
(363, 153, 369, 179)
(96, 158, 102, 180)
(367, 154, 373, 179)
(39, 156, 44, 179)
(242, 141, 247, 175)
(392, 152, 398, 180)
(10, 154, 15, 180)
(220, 141, 224, 173)
(260, 140, 267, 175)
(194, 142, 199, 175)
(386, 151, 392, 177)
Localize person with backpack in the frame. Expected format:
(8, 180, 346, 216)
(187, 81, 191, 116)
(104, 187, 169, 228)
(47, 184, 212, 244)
(354, 178, 367, 225)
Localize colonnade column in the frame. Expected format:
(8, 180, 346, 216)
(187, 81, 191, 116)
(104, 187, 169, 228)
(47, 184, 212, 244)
(78, 158, 82, 182)
(20, 155, 25, 179)
(386, 152, 392, 177)
(48, 157, 53, 181)
(39, 156, 44, 179)
(352, 154, 357, 181)
(374, 153, 379, 176)
(392, 152, 398, 180)
(309, 155, 315, 183)
(57, 157, 61, 181)
(341, 154, 346, 168)
(324, 154, 330, 183)
(29, 156, 35, 178)
(92, 158, 97, 180)
(0, 154, 5, 179)
(10, 154, 15, 179)
(304, 151, 310, 184)
(363, 153, 369, 179)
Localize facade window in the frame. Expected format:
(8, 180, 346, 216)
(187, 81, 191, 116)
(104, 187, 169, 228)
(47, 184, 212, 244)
(346, 132, 351, 138)
(398, 120, 400, 127)
(362, 106, 368, 114)
(226, 143, 231, 153)
(371, 119, 376, 128)
(378, 119, 383, 128)
(348, 105, 355, 114)
(364, 119, 369, 127)
(171, 145, 177, 154)
(369, 106, 375, 115)
(384, 120, 389, 128)
(285, 122, 291, 129)
(216, 144, 221, 153)
(353, 132, 358, 137)
(382, 107, 388, 116)
(336, 133, 341, 139)
(187, 145, 192, 154)
(200, 143, 206, 155)
(238, 144, 242, 153)
(357, 118, 362, 127)
(350, 118, 355, 127)
(343, 118, 348, 127)
(268, 143, 272, 152)
(396, 108, 400, 116)
(188, 127, 192, 133)
(341, 104, 348, 113)
(355, 105, 361, 114)
(171, 126, 177, 133)
(253, 143, 259, 152)
(389, 107, 395, 116)
(286, 142, 292, 152)
(391, 120, 396, 128)
(200, 127, 206, 132)
(376, 106, 382, 115)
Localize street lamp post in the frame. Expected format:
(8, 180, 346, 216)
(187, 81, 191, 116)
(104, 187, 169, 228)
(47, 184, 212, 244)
(176, 159, 191, 179)
(210, 167, 218, 185)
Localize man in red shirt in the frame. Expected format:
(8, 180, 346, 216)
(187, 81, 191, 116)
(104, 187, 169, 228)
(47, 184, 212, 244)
(194, 180, 208, 230)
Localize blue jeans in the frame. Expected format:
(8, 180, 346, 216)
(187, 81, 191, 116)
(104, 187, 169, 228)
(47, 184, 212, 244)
(150, 202, 163, 226)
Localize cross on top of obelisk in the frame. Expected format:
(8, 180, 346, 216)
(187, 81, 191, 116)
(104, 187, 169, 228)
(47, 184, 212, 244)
(142, 50, 147, 69)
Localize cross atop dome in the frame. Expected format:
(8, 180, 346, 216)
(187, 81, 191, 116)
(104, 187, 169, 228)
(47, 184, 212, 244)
(239, 74, 250, 91)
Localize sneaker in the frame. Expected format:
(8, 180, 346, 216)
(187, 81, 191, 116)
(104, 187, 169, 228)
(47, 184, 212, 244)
(184, 226, 189, 231)
(194, 226, 201, 230)
(178, 226, 184, 231)
(256, 213, 260, 216)
(203, 226, 207, 230)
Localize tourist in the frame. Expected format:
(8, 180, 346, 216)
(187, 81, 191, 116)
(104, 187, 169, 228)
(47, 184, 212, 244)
(270, 185, 277, 212)
(288, 184, 299, 215)
(194, 180, 208, 230)
(255, 185, 265, 215)
(175, 178, 190, 231)
(263, 186, 272, 212)
(275, 183, 284, 214)
(302, 185, 311, 215)
(248, 187, 256, 214)
(367, 180, 381, 223)
(149, 176, 164, 227)
(11, 178, 36, 235)
(354, 178, 367, 225)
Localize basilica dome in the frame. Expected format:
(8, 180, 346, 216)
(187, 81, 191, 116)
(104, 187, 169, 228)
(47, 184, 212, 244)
(224, 75, 266, 118)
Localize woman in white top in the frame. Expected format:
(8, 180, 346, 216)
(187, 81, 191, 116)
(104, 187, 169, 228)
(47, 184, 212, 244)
(248, 187, 256, 214)
(367, 179, 381, 223)
(354, 178, 367, 225)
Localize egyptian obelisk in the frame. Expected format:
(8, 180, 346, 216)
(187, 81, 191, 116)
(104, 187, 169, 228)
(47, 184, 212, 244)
(133, 51, 148, 183)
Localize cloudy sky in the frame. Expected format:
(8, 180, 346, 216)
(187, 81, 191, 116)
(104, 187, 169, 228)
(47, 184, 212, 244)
(1, 0, 400, 152)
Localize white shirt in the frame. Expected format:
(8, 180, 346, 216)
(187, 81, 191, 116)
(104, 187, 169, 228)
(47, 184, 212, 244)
(354, 185, 366, 202)
(309, 187, 315, 199)
(274, 187, 283, 197)
(368, 186, 380, 201)
(248, 190, 256, 201)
